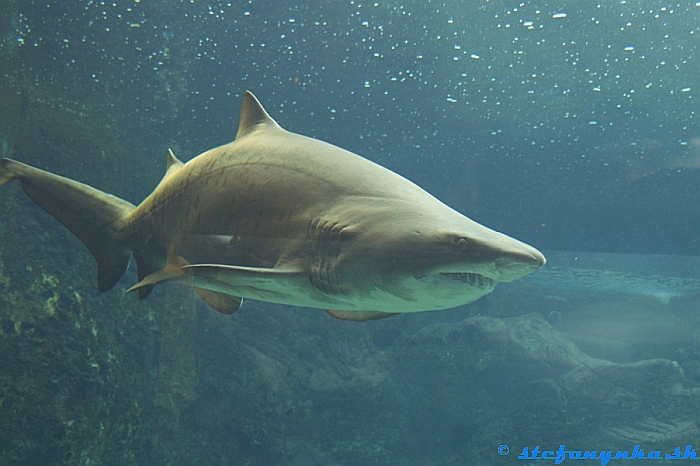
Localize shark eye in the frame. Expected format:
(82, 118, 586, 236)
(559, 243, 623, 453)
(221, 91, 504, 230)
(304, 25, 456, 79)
(457, 237, 468, 247)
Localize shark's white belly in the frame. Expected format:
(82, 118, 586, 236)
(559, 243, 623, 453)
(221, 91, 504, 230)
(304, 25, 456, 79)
(187, 269, 496, 313)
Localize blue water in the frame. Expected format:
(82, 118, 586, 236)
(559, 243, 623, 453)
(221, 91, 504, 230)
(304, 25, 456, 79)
(2, 1, 700, 465)
(5, 1, 700, 254)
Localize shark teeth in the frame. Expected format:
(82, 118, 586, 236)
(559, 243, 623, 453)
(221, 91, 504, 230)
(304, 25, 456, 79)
(441, 272, 495, 289)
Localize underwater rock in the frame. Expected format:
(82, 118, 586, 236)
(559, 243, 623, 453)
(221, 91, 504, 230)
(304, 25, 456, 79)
(396, 313, 700, 460)
(2, 199, 698, 466)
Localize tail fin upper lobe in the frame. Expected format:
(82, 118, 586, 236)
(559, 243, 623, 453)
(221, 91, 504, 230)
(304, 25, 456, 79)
(0, 158, 136, 291)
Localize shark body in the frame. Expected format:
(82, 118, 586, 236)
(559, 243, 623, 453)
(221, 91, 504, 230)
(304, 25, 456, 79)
(0, 91, 544, 320)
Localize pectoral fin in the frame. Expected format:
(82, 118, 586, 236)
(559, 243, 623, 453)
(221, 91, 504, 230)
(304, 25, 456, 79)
(183, 263, 304, 280)
(181, 263, 305, 299)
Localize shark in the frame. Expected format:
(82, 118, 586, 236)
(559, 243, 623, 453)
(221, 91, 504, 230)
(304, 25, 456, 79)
(0, 91, 545, 321)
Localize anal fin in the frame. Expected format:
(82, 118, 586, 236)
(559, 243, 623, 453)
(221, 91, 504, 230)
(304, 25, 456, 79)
(325, 310, 398, 321)
(195, 288, 243, 315)
(127, 255, 188, 294)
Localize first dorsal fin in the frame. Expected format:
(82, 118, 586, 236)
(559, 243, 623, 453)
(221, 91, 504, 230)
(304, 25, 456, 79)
(235, 91, 281, 139)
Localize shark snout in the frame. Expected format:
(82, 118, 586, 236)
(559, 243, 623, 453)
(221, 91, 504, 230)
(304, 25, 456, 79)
(490, 239, 546, 282)
(434, 232, 545, 283)
(519, 245, 546, 268)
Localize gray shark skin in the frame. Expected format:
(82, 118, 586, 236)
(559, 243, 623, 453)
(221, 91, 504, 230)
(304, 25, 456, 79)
(0, 91, 545, 320)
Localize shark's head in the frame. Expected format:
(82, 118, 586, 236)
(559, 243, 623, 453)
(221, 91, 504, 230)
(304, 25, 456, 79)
(411, 219, 546, 283)
(343, 200, 546, 310)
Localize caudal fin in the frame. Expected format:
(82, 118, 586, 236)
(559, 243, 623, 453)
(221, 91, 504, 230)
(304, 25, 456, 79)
(0, 158, 136, 291)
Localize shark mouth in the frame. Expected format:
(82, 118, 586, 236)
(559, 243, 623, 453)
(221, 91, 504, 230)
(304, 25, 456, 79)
(441, 272, 495, 289)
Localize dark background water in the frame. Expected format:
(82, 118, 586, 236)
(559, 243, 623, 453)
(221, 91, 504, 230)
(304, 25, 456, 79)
(2, 1, 700, 465)
(3, 0, 699, 255)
